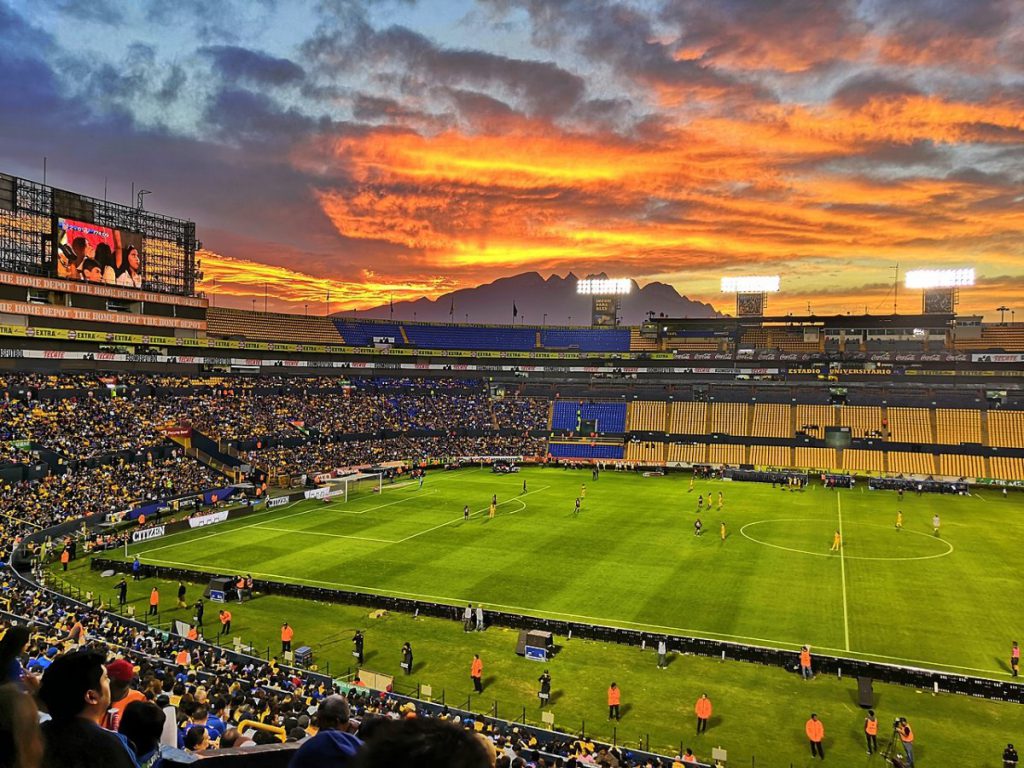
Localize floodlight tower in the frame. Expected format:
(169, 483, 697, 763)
(905, 268, 974, 314)
(720, 275, 781, 317)
(577, 277, 632, 326)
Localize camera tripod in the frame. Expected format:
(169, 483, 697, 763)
(881, 725, 908, 768)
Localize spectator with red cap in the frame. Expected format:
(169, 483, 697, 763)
(104, 659, 145, 731)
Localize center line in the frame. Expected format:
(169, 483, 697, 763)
(838, 492, 850, 652)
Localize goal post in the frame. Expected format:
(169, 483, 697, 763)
(326, 472, 383, 502)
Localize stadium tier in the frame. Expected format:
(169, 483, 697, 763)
(551, 400, 628, 433)
(548, 441, 624, 459)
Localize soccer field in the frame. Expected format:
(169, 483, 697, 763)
(129, 467, 1023, 677)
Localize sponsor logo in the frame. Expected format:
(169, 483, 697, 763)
(304, 487, 331, 500)
(267, 496, 289, 509)
(188, 511, 229, 529)
(131, 526, 166, 543)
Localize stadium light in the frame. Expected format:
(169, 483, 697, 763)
(904, 268, 975, 289)
(720, 276, 781, 293)
(577, 278, 632, 295)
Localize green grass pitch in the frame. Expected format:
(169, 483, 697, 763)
(63, 467, 1024, 763)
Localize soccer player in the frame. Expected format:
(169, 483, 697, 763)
(418, 472, 424, 489)
(720, 521, 726, 542)
(717, 491, 723, 510)
(932, 513, 940, 536)
(895, 510, 903, 531)
(694, 518, 702, 536)
(688, 475, 695, 493)
(697, 494, 703, 511)
(492, 493, 497, 506)
(573, 497, 581, 517)
(830, 530, 841, 552)
(1012, 641, 1020, 678)
(522, 479, 527, 494)
(488, 501, 496, 519)
(463, 505, 470, 521)
(580, 483, 586, 499)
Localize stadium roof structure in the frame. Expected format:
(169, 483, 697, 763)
(649, 312, 956, 333)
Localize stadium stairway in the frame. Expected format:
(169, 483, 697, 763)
(170, 430, 251, 482)
(981, 410, 991, 446)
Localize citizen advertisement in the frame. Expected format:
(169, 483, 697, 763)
(131, 526, 166, 543)
(267, 496, 290, 509)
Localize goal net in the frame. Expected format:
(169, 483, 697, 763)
(325, 472, 383, 502)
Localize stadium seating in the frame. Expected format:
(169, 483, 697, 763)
(668, 402, 707, 434)
(404, 323, 537, 351)
(750, 403, 791, 438)
(540, 328, 630, 351)
(625, 441, 666, 464)
(794, 447, 839, 471)
(331, 319, 405, 347)
(708, 443, 746, 465)
(951, 324, 1024, 350)
(547, 442, 624, 459)
(708, 402, 748, 436)
(750, 444, 791, 467)
(842, 449, 886, 473)
(551, 401, 627, 433)
(795, 405, 835, 437)
(887, 451, 938, 475)
(629, 327, 660, 351)
(835, 405, 884, 438)
(666, 443, 708, 464)
(938, 453, 986, 478)
(206, 307, 345, 345)
(990, 456, 1024, 481)
(627, 400, 666, 432)
(887, 407, 934, 444)
(987, 410, 1024, 448)
(935, 409, 983, 445)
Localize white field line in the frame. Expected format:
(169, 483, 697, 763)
(837, 492, 850, 651)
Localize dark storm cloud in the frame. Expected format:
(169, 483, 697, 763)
(201, 45, 306, 86)
(831, 74, 922, 109)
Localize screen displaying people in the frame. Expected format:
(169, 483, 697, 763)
(55, 217, 144, 288)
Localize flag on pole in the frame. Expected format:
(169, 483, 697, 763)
(390, 295, 394, 317)
(449, 297, 455, 318)
(513, 302, 518, 318)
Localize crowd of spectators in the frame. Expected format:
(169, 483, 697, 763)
(0, 568, 679, 768)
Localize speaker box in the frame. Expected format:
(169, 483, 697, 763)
(857, 676, 874, 708)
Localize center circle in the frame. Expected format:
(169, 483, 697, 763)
(739, 518, 954, 561)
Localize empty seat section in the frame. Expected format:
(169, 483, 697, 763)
(835, 406, 884, 438)
(628, 401, 666, 432)
(207, 307, 346, 344)
(750, 445, 791, 467)
(403, 324, 536, 351)
(540, 328, 630, 352)
(938, 453, 986, 478)
(668, 402, 707, 434)
(548, 442, 625, 460)
(990, 456, 1024, 481)
(843, 449, 886, 473)
(887, 451, 937, 475)
(751, 403, 790, 438)
(887, 407, 933, 444)
(625, 441, 666, 464)
(935, 409, 982, 445)
(708, 444, 746, 465)
(708, 402, 748, 436)
(795, 405, 834, 439)
(667, 443, 708, 464)
(551, 401, 627, 433)
(988, 410, 1024, 448)
(629, 328, 660, 351)
(794, 447, 838, 471)
(332, 320, 404, 347)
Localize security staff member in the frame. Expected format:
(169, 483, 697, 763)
(471, 654, 483, 693)
(352, 630, 364, 664)
(864, 710, 878, 754)
(1004, 743, 1019, 768)
(695, 693, 712, 734)
(281, 622, 294, 654)
(538, 670, 551, 706)
(401, 642, 413, 675)
(607, 682, 621, 721)
(805, 713, 824, 759)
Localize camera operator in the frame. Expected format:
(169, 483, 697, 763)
(1005, 742, 1019, 768)
(896, 717, 915, 766)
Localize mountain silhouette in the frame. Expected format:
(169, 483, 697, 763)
(342, 272, 719, 324)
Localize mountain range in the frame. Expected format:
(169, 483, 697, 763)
(341, 272, 719, 325)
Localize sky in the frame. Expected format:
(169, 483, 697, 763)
(1, 0, 1022, 318)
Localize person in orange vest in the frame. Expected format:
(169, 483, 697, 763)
(864, 709, 878, 755)
(681, 748, 697, 763)
(805, 713, 824, 759)
(471, 654, 483, 693)
(799, 645, 813, 679)
(186, 624, 199, 641)
(148, 586, 159, 616)
(607, 682, 620, 721)
(694, 693, 712, 734)
(175, 648, 190, 667)
(60, 548, 70, 572)
(897, 717, 915, 766)
(281, 622, 294, 654)
(219, 609, 232, 636)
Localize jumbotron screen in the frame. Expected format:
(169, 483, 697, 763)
(54, 217, 145, 289)
(824, 426, 852, 448)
